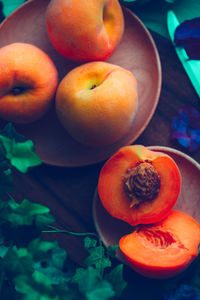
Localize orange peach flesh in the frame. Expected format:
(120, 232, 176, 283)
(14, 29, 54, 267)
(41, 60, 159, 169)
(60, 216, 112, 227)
(119, 210, 200, 278)
(98, 145, 181, 225)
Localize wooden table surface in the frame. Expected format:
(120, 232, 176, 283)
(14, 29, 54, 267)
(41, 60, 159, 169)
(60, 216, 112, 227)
(11, 28, 200, 259)
(9, 26, 200, 298)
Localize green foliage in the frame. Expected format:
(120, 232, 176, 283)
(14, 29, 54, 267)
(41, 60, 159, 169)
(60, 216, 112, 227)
(0, 123, 127, 299)
(0, 123, 42, 173)
(105, 264, 127, 297)
(84, 238, 112, 277)
(0, 123, 41, 180)
(73, 237, 127, 299)
(4, 197, 54, 227)
(73, 266, 115, 300)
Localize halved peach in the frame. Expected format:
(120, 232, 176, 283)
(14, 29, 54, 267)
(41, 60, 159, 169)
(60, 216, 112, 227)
(119, 210, 200, 278)
(98, 145, 181, 226)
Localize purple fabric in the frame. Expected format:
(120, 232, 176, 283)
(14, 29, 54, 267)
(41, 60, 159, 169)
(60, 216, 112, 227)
(163, 284, 200, 300)
(171, 105, 200, 152)
(174, 18, 200, 60)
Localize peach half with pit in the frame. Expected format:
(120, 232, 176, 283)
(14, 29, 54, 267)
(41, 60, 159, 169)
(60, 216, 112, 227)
(46, 0, 124, 62)
(0, 43, 58, 124)
(55, 61, 138, 147)
(98, 145, 181, 226)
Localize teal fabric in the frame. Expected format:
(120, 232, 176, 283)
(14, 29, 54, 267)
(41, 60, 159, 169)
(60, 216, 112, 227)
(1, 0, 24, 17)
(132, 0, 200, 38)
(2, 0, 200, 38)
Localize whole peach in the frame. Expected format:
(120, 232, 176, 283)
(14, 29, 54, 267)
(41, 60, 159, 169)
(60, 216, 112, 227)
(46, 0, 124, 62)
(56, 61, 138, 147)
(0, 43, 58, 123)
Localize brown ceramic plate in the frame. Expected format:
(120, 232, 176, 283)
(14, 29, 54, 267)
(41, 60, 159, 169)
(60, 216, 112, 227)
(0, 0, 161, 167)
(93, 146, 200, 262)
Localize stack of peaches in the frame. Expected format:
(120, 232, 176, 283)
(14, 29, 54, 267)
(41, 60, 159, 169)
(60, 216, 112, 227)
(0, 0, 138, 147)
(0, 0, 199, 281)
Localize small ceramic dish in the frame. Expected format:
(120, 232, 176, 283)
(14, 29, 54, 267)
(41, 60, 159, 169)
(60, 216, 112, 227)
(0, 0, 161, 166)
(93, 146, 200, 264)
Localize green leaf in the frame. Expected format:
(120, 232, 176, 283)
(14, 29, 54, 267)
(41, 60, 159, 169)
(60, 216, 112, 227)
(0, 167, 13, 196)
(0, 123, 25, 142)
(0, 199, 55, 247)
(84, 245, 111, 276)
(105, 264, 127, 297)
(51, 244, 67, 269)
(35, 213, 55, 230)
(8, 198, 50, 215)
(33, 244, 71, 285)
(0, 245, 9, 258)
(0, 132, 14, 195)
(73, 266, 115, 300)
(28, 239, 56, 260)
(34, 260, 70, 286)
(86, 280, 115, 300)
(6, 198, 53, 228)
(0, 135, 42, 173)
(14, 276, 43, 300)
(0, 246, 34, 278)
(28, 239, 74, 286)
(107, 245, 119, 258)
(1, 241, 73, 299)
(84, 237, 98, 249)
(15, 275, 78, 300)
(33, 270, 52, 287)
(15, 269, 78, 300)
(14, 273, 59, 300)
